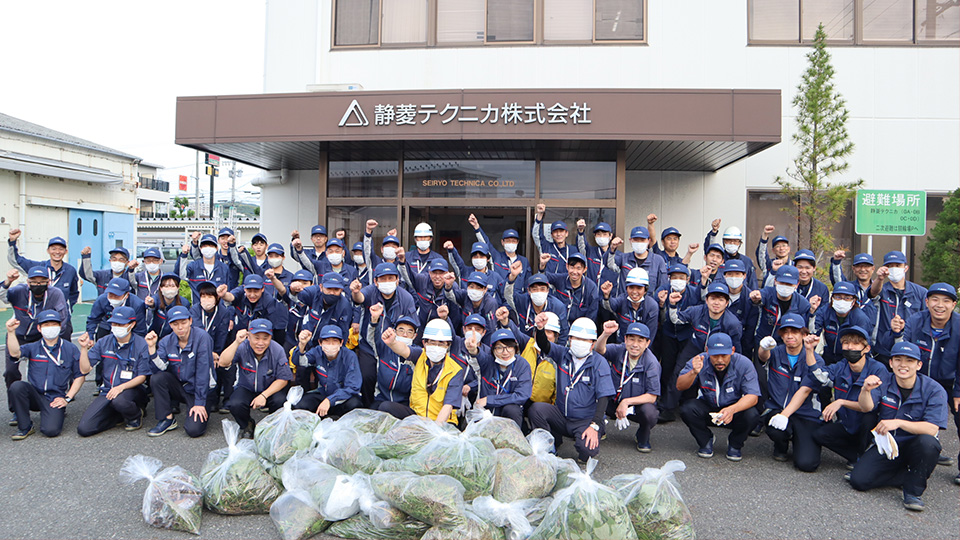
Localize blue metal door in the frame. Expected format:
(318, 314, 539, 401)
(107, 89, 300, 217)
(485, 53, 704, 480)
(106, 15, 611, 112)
(69, 209, 103, 301)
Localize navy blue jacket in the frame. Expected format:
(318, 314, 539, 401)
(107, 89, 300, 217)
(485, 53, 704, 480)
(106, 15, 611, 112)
(870, 373, 949, 444)
(133, 270, 163, 301)
(19, 338, 83, 400)
(356, 284, 417, 357)
(292, 345, 362, 405)
(546, 272, 600, 323)
(87, 334, 151, 391)
(87, 293, 147, 337)
(177, 254, 232, 300)
(190, 301, 235, 354)
(475, 226, 531, 291)
(451, 286, 501, 343)
(680, 353, 761, 408)
(297, 287, 353, 347)
(532, 217, 580, 275)
(670, 304, 743, 355)
(227, 288, 289, 336)
(611, 251, 668, 296)
(8, 241, 79, 306)
(80, 253, 136, 295)
(233, 340, 293, 394)
(871, 281, 928, 357)
(813, 305, 873, 364)
(545, 344, 615, 421)
(401, 267, 462, 330)
(753, 288, 812, 345)
(146, 295, 191, 339)
(367, 328, 414, 404)
(504, 279, 570, 346)
(152, 327, 215, 403)
(604, 294, 659, 343)
(814, 357, 889, 434)
(901, 311, 959, 383)
(0, 284, 70, 341)
(405, 249, 445, 275)
(602, 345, 661, 402)
(763, 345, 823, 422)
(656, 284, 701, 341)
(475, 351, 532, 412)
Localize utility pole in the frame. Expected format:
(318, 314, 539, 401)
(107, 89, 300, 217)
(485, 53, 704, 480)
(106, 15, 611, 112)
(194, 152, 200, 218)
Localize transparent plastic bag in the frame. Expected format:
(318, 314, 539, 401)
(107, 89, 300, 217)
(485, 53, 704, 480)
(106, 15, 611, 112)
(492, 429, 558, 502)
(420, 509, 505, 540)
(605, 461, 695, 540)
(397, 431, 497, 500)
(321, 427, 383, 474)
(337, 407, 399, 434)
(368, 415, 456, 460)
(529, 458, 638, 540)
(254, 386, 320, 464)
(200, 419, 282, 515)
(370, 471, 468, 529)
(552, 458, 580, 494)
(269, 489, 330, 540)
(472, 496, 541, 540)
(464, 408, 533, 455)
(281, 451, 343, 491)
(327, 511, 430, 540)
(119, 455, 203, 535)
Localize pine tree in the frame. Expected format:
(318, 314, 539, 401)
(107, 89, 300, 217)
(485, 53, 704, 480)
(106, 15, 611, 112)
(775, 23, 863, 277)
(920, 188, 959, 287)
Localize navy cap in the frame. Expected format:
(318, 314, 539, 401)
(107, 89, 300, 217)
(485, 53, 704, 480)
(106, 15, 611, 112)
(374, 262, 399, 278)
(27, 266, 49, 279)
(660, 227, 681, 240)
(242, 274, 264, 290)
(775, 265, 800, 285)
(550, 220, 568, 231)
(778, 313, 805, 330)
(793, 249, 816, 264)
(832, 281, 858, 297)
(218, 227, 235, 237)
(667, 263, 690, 276)
(267, 243, 285, 256)
(883, 251, 907, 265)
(838, 325, 869, 341)
(466, 272, 488, 287)
(311, 225, 328, 236)
(464, 313, 487, 328)
(502, 229, 520, 240)
(395, 315, 419, 329)
(47, 236, 67, 248)
(326, 238, 345, 250)
(624, 322, 651, 339)
(37, 310, 62, 324)
(142, 247, 162, 259)
(107, 306, 137, 325)
(593, 222, 612, 233)
(108, 246, 130, 259)
(382, 235, 400, 246)
(470, 242, 490, 256)
(722, 259, 746, 274)
(706, 281, 730, 298)
(566, 252, 587, 266)
(527, 274, 549, 287)
(321, 272, 343, 289)
(771, 235, 789, 246)
(248, 318, 273, 335)
(490, 328, 517, 345)
(293, 270, 314, 282)
(428, 259, 448, 273)
(706, 243, 725, 255)
(197, 280, 218, 294)
(159, 273, 180, 285)
(890, 341, 921, 361)
(351, 242, 364, 252)
(166, 305, 191, 323)
(853, 253, 874, 266)
(251, 233, 268, 245)
(928, 282, 957, 301)
(319, 325, 343, 341)
(199, 234, 218, 246)
(629, 226, 650, 240)
(706, 333, 733, 355)
(106, 278, 130, 296)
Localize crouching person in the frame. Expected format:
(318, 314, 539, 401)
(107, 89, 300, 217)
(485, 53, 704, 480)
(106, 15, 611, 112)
(5, 311, 83, 440)
(291, 325, 362, 418)
(465, 328, 532, 429)
(218, 319, 292, 438)
(76, 307, 151, 435)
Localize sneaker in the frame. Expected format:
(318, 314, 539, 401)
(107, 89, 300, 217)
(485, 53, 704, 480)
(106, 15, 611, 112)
(843, 472, 852, 482)
(240, 420, 256, 440)
(575, 455, 593, 466)
(937, 454, 955, 466)
(726, 447, 743, 461)
(697, 435, 715, 459)
(773, 450, 789, 462)
(147, 418, 178, 437)
(8, 415, 17, 426)
(845, 460, 856, 471)
(218, 405, 230, 414)
(954, 473, 959, 486)
(125, 412, 143, 431)
(636, 441, 652, 453)
(11, 425, 34, 440)
(902, 494, 924, 512)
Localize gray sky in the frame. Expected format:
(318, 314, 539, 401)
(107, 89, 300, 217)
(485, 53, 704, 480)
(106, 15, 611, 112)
(0, 0, 266, 198)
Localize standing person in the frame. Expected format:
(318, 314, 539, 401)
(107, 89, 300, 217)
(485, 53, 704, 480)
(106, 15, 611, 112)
(218, 319, 293, 437)
(290, 225, 328, 270)
(445, 241, 505, 301)
(132, 247, 165, 301)
(543, 252, 600, 324)
(469, 213, 530, 287)
(85, 278, 148, 394)
(178, 234, 231, 300)
(576, 220, 621, 294)
(528, 318, 616, 464)
(608, 226, 668, 294)
(361, 220, 401, 270)
(651, 225, 697, 268)
(143, 274, 190, 340)
(655, 263, 701, 420)
(7, 229, 79, 308)
(218, 275, 288, 345)
(202, 228, 244, 289)
(80, 245, 137, 295)
(407, 222, 444, 274)
(190, 281, 235, 413)
(76, 307, 151, 435)
(703, 219, 758, 290)
(851, 342, 949, 511)
(504, 265, 570, 345)
(600, 268, 659, 343)
(812, 281, 873, 365)
(313, 238, 358, 284)
(5, 311, 84, 440)
(717, 259, 757, 358)
(792, 250, 830, 305)
(749, 266, 813, 346)
(145, 306, 215, 438)
(366, 308, 417, 408)
(756, 225, 792, 288)
(294, 272, 353, 351)
(677, 333, 761, 461)
(595, 321, 661, 452)
(350, 242, 370, 286)
(399, 258, 461, 329)
(531, 204, 579, 275)
(689, 244, 727, 288)
(869, 251, 927, 364)
(464, 328, 532, 428)
(829, 251, 876, 308)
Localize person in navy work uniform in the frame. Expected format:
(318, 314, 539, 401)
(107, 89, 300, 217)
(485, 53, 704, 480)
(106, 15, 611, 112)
(689, 244, 726, 288)
(829, 250, 876, 308)
(757, 314, 825, 471)
(218, 274, 288, 345)
(5, 311, 83, 440)
(132, 247, 165, 301)
(444, 240, 504, 299)
(529, 317, 615, 464)
(703, 219, 758, 290)
(449, 271, 500, 343)
(542, 252, 600, 324)
(76, 307, 151, 435)
(468, 213, 530, 288)
(145, 306, 215, 438)
(851, 341, 950, 511)
(811, 326, 889, 469)
(575, 220, 621, 294)
(600, 267, 659, 343)
(190, 281, 235, 413)
(651, 223, 697, 269)
(8, 229, 79, 308)
(812, 281, 873, 365)
(464, 328, 533, 429)
(399, 258, 461, 329)
(143, 274, 190, 339)
(504, 264, 570, 345)
(85, 277, 148, 395)
(292, 272, 353, 351)
(80, 245, 137, 296)
(868, 250, 927, 363)
(755, 224, 792, 288)
(365, 309, 417, 409)
(350, 242, 370, 285)
(290, 225, 329, 271)
(677, 332, 761, 461)
(406, 222, 445, 275)
(607, 225, 668, 294)
(792, 250, 830, 306)
(532, 204, 580, 276)
(178, 234, 231, 300)
(595, 321, 661, 452)
(218, 319, 293, 437)
(292, 325, 362, 418)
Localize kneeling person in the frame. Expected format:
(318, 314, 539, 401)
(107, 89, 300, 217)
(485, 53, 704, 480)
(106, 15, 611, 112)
(292, 325, 362, 418)
(465, 328, 532, 428)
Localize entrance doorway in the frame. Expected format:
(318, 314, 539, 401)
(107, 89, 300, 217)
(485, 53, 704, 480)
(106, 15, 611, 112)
(407, 207, 529, 258)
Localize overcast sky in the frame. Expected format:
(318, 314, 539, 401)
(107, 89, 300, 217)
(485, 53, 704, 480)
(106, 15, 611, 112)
(0, 1, 266, 198)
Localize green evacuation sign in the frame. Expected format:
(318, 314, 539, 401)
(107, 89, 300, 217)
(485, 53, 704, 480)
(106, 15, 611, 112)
(855, 189, 926, 236)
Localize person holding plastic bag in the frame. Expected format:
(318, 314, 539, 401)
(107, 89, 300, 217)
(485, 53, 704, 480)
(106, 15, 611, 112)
(217, 319, 292, 438)
(464, 328, 532, 428)
(594, 320, 660, 453)
(528, 317, 615, 464)
(380, 318, 465, 425)
(291, 325, 362, 418)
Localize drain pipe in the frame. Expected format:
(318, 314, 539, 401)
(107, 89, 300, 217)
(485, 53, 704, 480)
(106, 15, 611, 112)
(19, 171, 26, 229)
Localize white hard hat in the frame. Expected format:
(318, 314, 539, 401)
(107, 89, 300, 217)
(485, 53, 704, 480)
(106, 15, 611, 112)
(423, 319, 452, 341)
(544, 311, 561, 333)
(625, 267, 649, 287)
(722, 226, 743, 241)
(568, 317, 598, 341)
(414, 222, 433, 237)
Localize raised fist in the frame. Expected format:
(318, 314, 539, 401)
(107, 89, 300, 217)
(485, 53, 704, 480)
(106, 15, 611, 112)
(610, 237, 623, 251)
(647, 213, 658, 225)
(443, 240, 454, 251)
(387, 228, 397, 237)
(6, 269, 20, 284)
(350, 279, 362, 293)
(771, 258, 785, 271)
(711, 218, 722, 232)
(369, 302, 384, 320)
(335, 230, 345, 240)
(534, 311, 549, 330)
(77, 331, 93, 349)
(658, 289, 669, 305)
(181, 243, 190, 255)
(298, 330, 313, 348)
(381, 327, 396, 345)
(495, 306, 510, 324)
(809, 295, 821, 313)
(396, 246, 405, 263)
(833, 249, 846, 260)
(691, 354, 704, 373)
(669, 291, 683, 305)
(264, 269, 275, 280)
(8, 228, 21, 242)
(763, 225, 775, 235)
(442, 272, 457, 287)
(863, 374, 883, 391)
(535, 203, 546, 215)
(436, 304, 450, 319)
(290, 229, 300, 240)
(602, 320, 619, 335)
(509, 260, 523, 279)
(81, 246, 92, 256)
(576, 219, 586, 232)
(749, 289, 762, 304)
(144, 295, 155, 307)
(687, 243, 700, 253)
(127, 259, 139, 270)
(365, 219, 378, 233)
(235, 329, 248, 344)
(292, 237, 303, 251)
(467, 214, 479, 229)
(876, 266, 890, 280)
(145, 331, 158, 348)
(540, 253, 553, 266)
(5, 318, 20, 332)
(891, 314, 905, 333)
(803, 334, 820, 350)
(600, 280, 614, 297)
(216, 284, 229, 297)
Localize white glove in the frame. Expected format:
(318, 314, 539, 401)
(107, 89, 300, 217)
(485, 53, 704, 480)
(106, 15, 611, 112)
(760, 336, 777, 350)
(872, 429, 895, 460)
(887, 432, 899, 459)
(615, 417, 630, 430)
(709, 412, 725, 425)
(768, 413, 789, 431)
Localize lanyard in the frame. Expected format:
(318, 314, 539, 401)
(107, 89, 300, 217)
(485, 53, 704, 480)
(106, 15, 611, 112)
(555, 246, 569, 266)
(41, 341, 62, 367)
(617, 352, 635, 396)
(566, 281, 585, 313)
(202, 307, 218, 333)
(494, 366, 514, 395)
(564, 358, 589, 395)
(426, 361, 445, 395)
(48, 266, 63, 289)
(28, 291, 47, 320)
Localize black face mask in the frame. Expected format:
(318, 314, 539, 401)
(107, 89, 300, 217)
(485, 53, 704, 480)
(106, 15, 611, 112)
(322, 293, 339, 307)
(29, 284, 47, 297)
(842, 349, 864, 363)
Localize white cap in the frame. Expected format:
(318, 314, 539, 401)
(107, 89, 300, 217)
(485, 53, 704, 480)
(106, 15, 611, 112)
(544, 311, 561, 333)
(625, 267, 649, 287)
(423, 318, 452, 341)
(414, 222, 433, 237)
(722, 226, 743, 241)
(568, 317, 597, 341)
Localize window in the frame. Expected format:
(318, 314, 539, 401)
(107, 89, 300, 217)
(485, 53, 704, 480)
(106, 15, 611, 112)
(749, 2, 800, 41)
(917, 0, 960, 41)
(539, 161, 616, 199)
(437, 0, 485, 43)
(328, 161, 399, 197)
(381, 0, 427, 44)
(402, 160, 535, 198)
(487, 0, 535, 42)
(76, 218, 82, 235)
(801, 0, 854, 42)
(863, 0, 913, 42)
(544, 0, 593, 41)
(595, 0, 645, 41)
(334, 0, 379, 46)
(93, 219, 98, 236)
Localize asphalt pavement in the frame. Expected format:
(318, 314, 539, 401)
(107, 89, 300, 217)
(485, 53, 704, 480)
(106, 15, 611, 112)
(0, 369, 956, 540)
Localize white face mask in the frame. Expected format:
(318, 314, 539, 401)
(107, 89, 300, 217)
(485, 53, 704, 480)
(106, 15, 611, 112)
(569, 339, 592, 359)
(108, 296, 126, 308)
(352, 254, 365, 265)
(530, 291, 548, 306)
(416, 240, 431, 251)
(425, 345, 446, 363)
(160, 287, 178, 300)
(321, 343, 340, 358)
(775, 284, 796, 298)
(595, 236, 610, 247)
(503, 242, 518, 254)
(200, 298, 217, 311)
(40, 325, 61, 340)
(200, 246, 218, 259)
(833, 299, 854, 315)
(467, 288, 485, 302)
(472, 258, 487, 270)
(382, 246, 397, 260)
(724, 242, 739, 255)
(397, 336, 414, 346)
(888, 267, 905, 283)
(110, 261, 126, 273)
(111, 325, 131, 340)
(144, 263, 160, 274)
(725, 276, 744, 290)
(268, 257, 283, 268)
(495, 355, 516, 367)
(377, 281, 397, 295)
(327, 253, 343, 266)
(464, 330, 482, 343)
(631, 241, 648, 255)
(670, 279, 687, 293)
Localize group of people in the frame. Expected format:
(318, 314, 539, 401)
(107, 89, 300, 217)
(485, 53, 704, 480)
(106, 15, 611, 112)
(2, 202, 957, 512)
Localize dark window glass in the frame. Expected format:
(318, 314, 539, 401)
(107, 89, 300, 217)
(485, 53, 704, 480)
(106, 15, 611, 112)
(402, 160, 535, 198)
(539, 161, 616, 199)
(595, 0, 644, 40)
(327, 206, 398, 247)
(328, 161, 399, 197)
(335, 0, 379, 46)
(487, 0, 535, 42)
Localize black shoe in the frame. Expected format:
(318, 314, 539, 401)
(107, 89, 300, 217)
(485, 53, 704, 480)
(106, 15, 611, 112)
(657, 410, 676, 424)
(843, 472, 852, 482)
(11, 425, 34, 440)
(8, 415, 17, 427)
(697, 435, 715, 459)
(773, 450, 789, 462)
(954, 473, 959, 486)
(902, 494, 924, 512)
(937, 454, 955, 466)
(147, 418, 178, 437)
(845, 460, 856, 470)
(240, 419, 256, 439)
(749, 423, 764, 437)
(218, 406, 230, 414)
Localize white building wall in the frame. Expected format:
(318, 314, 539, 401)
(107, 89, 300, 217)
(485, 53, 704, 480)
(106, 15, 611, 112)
(259, 169, 319, 269)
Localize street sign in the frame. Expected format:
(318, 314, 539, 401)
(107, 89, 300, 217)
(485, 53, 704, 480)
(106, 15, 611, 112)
(205, 165, 219, 177)
(855, 189, 926, 236)
(205, 153, 220, 166)
(179, 175, 188, 191)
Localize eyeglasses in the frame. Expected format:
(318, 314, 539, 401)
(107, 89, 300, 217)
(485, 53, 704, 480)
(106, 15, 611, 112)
(493, 345, 514, 353)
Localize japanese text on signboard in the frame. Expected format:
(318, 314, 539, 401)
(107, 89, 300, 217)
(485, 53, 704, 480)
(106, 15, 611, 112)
(855, 189, 926, 236)
(338, 99, 591, 127)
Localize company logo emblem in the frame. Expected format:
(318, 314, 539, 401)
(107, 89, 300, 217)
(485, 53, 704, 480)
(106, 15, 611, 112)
(338, 99, 369, 127)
